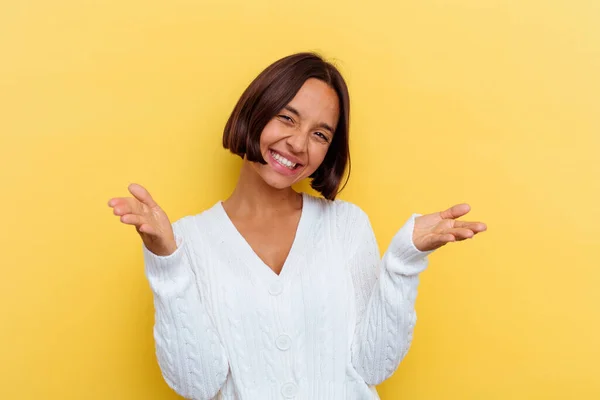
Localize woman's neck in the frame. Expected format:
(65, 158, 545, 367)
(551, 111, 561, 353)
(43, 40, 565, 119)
(223, 160, 302, 218)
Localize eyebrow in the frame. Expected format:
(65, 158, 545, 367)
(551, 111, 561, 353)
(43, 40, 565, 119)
(284, 105, 335, 134)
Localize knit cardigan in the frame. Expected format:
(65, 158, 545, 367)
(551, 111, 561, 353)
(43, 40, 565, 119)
(143, 192, 434, 399)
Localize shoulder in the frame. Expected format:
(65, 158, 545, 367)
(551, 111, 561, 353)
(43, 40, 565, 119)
(305, 193, 379, 259)
(304, 193, 373, 242)
(170, 201, 223, 239)
(306, 193, 369, 221)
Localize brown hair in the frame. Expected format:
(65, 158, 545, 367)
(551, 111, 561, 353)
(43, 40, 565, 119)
(223, 52, 351, 200)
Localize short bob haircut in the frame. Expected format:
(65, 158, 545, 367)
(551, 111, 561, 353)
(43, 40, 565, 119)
(223, 52, 350, 200)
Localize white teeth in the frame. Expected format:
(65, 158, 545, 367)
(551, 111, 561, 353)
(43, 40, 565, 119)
(271, 150, 297, 169)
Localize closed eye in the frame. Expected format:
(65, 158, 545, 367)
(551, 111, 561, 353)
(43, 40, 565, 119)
(315, 132, 330, 143)
(278, 115, 294, 123)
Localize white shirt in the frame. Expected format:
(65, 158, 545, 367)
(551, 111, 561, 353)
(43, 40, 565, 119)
(143, 192, 433, 399)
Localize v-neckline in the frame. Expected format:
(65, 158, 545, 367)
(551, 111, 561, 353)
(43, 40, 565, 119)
(215, 192, 314, 282)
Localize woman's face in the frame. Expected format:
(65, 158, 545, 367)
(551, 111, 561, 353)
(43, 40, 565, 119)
(251, 78, 340, 190)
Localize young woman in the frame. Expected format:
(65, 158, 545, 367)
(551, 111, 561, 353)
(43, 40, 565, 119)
(108, 52, 486, 399)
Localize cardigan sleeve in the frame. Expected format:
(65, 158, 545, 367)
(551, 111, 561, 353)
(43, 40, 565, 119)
(347, 208, 434, 385)
(143, 217, 229, 400)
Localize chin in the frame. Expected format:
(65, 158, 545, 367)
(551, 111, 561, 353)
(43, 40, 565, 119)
(260, 171, 298, 190)
(252, 156, 313, 190)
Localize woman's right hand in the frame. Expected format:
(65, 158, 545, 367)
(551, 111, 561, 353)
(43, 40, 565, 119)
(108, 183, 177, 256)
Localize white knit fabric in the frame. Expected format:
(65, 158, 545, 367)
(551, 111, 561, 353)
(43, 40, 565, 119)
(143, 192, 434, 400)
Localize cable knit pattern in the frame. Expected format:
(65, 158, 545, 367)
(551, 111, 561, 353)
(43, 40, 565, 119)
(143, 218, 229, 399)
(143, 193, 434, 399)
(347, 206, 434, 385)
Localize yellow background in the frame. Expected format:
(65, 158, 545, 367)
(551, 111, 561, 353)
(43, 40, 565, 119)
(1, 0, 599, 398)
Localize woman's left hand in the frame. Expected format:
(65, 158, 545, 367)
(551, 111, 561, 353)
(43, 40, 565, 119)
(413, 204, 487, 252)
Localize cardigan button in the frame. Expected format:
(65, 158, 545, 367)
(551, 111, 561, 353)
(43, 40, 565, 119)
(281, 382, 298, 398)
(275, 334, 292, 351)
(268, 281, 283, 296)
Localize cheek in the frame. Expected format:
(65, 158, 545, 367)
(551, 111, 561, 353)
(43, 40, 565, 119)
(308, 144, 331, 171)
(259, 121, 281, 150)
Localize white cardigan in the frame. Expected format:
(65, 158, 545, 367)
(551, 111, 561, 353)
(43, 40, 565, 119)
(143, 193, 433, 399)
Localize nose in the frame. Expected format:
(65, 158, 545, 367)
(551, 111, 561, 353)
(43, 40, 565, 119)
(285, 129, 308, 155)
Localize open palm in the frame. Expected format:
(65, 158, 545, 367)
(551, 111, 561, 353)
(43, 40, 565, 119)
(108, 183, 176, 256)
(413, 203, 487, 252)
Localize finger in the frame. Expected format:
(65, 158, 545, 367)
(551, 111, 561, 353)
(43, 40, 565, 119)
(428, 233, 455, 249)
(128, 183, 158, 209)
(110, 197, 144, 216)
(108, 197, 126, 208)
(454, 220, 487, 233)
(442, 227, 474, 241)
(439, 203, 471, 220)
(110, 198, 129, 216)
(108, 198, 129, 215)
(123, 215, 158, 236)
(138, 223, 157, 236)
(126, 197, 146, 215)
(120, 213, 146, 227)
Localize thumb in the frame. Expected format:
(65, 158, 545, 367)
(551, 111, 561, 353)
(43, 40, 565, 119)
(128, 183, 158, 209)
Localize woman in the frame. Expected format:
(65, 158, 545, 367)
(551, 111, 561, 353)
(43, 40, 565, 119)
(108, 52, 486, 399)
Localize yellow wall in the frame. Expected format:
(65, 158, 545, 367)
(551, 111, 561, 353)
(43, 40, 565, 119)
(1, 0, 598, 398)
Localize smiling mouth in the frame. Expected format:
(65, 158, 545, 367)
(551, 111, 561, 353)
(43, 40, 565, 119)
(270, 150, 302, 170)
